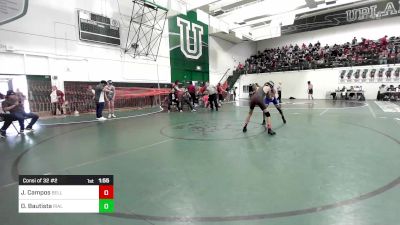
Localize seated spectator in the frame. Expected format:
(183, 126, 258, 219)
(379, 50, 388, 64)
(243, 35, 399, 74)
(1, 90, 39, 133)
(380, 35, 388, 48)
(396, 52, 400, 63)
(237, 62, 244, 72)
(352, 37, 357, 45)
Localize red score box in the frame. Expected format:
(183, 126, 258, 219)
(99, 185, 114, 199)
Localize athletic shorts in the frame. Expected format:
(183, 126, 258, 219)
(308, 89, 313, 94)
(264, 97, 279, 105)
(107, 95, 115, 101)
(249, 96, 266, 111)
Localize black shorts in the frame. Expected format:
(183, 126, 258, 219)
(308, 89, 313, 94)
(249, 96, 266, 111)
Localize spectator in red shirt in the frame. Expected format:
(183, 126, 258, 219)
(238, 62, 244, 70)
(380, 35, 388, 48)
(187, 82, 197, 105)
(217, 83, 224, 103)
(199, 83, 206, 94)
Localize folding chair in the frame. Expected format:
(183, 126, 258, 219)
(1, 110, 30, 134)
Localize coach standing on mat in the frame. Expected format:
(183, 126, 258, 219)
(95, 80, 111, 121)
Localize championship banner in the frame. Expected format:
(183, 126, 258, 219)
(283, 0, 400, 35)
(168, 11, 209, 83)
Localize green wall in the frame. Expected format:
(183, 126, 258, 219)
(169, 11, 209, 83)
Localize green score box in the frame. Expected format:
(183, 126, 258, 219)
(99, 199, 114, 213)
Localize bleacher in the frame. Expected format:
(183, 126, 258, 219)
(27, 76, 52, 113)
(238, 36, 400, 74)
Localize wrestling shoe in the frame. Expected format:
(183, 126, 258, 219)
(242, 126, 247, 133)
(0, 130, 6, 138)
(25, 127, 34, 132)
(268, 129, 276, 135)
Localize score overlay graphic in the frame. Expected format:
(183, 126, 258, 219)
(18, 175, 114, 213)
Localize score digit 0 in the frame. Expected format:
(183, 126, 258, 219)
(99, 185, 114, 199)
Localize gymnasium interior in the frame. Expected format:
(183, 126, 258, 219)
(0, 0, 400, 224)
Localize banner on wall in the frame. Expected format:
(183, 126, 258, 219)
(168, 11, 209, 83)
(283, 0, 400, 35)
(0, 0, 29, 25)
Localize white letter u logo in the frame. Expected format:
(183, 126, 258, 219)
(177, 17, 204, 60)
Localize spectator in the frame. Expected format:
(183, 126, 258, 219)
(50, 86, 64, 115)
(206, 82, 218, 111)
(15, 88, 26, 103)
(168, 81, 182, 112)
(180, 89, 196, 112)
(244, 35, 400, 74)
(172, 80, 181, 96)
(187, 82, 197, 106)
(217, 83, 224, 103)
(379, 50, 388, 64)
(352, 37, 357, 45)
(380, 35, 388, 48)
(1, 90, 39, 133)
(94, 80, 111, 120)
(238, 62, 244, 71)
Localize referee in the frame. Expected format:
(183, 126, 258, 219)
(276, 82, 282, 103)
